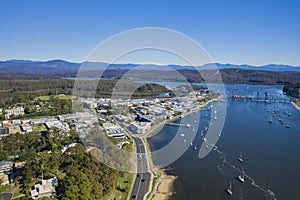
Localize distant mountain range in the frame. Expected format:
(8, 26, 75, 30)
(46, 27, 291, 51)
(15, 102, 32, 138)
(0, 59, 300, 75)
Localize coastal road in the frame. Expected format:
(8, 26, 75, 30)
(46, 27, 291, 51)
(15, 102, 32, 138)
(130, 137, 151, 200)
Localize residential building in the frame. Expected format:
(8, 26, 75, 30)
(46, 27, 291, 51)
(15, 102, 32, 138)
(0, 161, 13, 185)
(4, 107, 24, 119)
(30, 177, 58, 199)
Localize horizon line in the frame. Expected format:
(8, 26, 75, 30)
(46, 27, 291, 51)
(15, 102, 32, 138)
(1, 58, 300, 68)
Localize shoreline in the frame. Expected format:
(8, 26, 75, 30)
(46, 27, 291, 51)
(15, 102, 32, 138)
(291, 101, 300, 110)
(145, 96, 223, 200)
(151, 169, 177, 200)
(146, 96, 223, 138)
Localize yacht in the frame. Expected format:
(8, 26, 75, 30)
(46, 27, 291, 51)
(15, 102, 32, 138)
(180, 133, 185, 137)
(238, 169, 245, 183)
(226, 181, 233, 195)
(194, 146, 197, 150)
(238, 152, 243, 163)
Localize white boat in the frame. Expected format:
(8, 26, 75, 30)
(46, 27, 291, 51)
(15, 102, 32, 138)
(186, 124, 191, 128)
(238, 169, 245, 183)
(226, 181, 233, 195)
(205, 144, 209, 148)
(238, 152, 243, 162)
(203, 138, 207, 142)
(194, 146, 197, 150)
(183, 139, 186, 143)
(180, 133, 185, 137)
(192, 128, 195, 132)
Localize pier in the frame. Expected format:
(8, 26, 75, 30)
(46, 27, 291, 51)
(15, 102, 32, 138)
(165, 122, 191, 128)
(231, 96, 291, 103)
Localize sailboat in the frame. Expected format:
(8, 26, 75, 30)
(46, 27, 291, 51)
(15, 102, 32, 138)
(238, 152, 243, 163)
(238, 169, 245, 183)
(226, 181, 233, 195)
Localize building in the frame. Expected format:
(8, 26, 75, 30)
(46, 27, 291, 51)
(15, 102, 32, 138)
(45, 120, 70, 131)
(4, 107, 24, 119)
(8, 125, 21, 134)
(102, 122, 126, 138)
(0, 161, 13, 185)
(30, 177, 58, 199)
(0, 127, 9, 138)
(130, 122, 151, 134)
(20, 124, 33, 133)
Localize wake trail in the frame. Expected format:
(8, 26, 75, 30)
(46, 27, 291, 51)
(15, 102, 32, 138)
(214, 146, 277, 200)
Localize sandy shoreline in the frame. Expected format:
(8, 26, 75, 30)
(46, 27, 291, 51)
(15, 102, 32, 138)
(147, 97, 223, 200)
(291, 101, 300, 110)
(151, 169, 177, 200)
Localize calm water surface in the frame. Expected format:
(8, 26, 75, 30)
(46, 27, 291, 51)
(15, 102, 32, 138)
(147, 84, 300, 200)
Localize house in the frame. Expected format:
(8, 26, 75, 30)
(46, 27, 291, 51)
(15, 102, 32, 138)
(30, 177, 58, 199)
(0, 161, 13, 185)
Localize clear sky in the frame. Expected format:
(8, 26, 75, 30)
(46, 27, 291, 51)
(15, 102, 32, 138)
(0, 0, 299, 66)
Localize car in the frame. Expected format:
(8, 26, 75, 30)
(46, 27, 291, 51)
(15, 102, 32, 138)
(131, 194, 136, 199)
(137, 174, 140, 177)
(141, 178, 145, 182)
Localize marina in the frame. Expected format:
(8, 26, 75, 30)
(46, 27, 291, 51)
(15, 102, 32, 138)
(148, 84, 300, 200)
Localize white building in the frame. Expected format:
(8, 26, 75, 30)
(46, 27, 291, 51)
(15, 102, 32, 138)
(4, 107, 24, 119)
(103, 122, 126, 138)
(45, 120, 70, 131)
(130, 122, 151, 134)
(21, 124, 33, 133)
(31, 177, 58, 199)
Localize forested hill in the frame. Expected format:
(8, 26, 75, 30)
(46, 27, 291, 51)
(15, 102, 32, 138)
(0, 60, 299, 98)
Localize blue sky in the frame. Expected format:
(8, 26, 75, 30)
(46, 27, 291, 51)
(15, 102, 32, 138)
(0, 0, 299, 65)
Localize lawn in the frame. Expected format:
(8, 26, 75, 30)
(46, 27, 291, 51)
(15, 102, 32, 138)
(112, 173, 135, 200)
(34, 95, 73, 101)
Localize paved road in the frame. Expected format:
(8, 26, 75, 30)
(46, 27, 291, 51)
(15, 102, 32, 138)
(130, 137, 151, 200)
